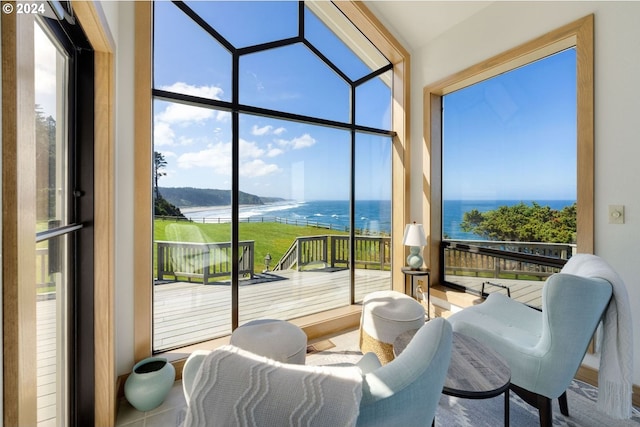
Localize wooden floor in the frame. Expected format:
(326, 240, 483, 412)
(444, 274, 545, 308)
(153, 268, 392, 351)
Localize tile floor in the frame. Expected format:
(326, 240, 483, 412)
(115, 328, 362, 427)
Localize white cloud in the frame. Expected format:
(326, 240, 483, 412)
(216, 111, 231, 122)
(176, 139, 280, 178)
(252, 125, 273, 136)
(153, 82, 229, 147)
(156, 103, 215, 126)
(267, 143, 284, 157)
(251, 124, 287, 136)
(160, 82, 224, 100)
(154, 121, 176, 147)
(277, 133, 316, 149)
(239, 139, 265, 159)
(177, 142, 231, 173)
(240, 159, 281, 178)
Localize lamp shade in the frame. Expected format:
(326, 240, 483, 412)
(402, 223, 427, 247)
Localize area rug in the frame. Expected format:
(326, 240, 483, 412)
(435, 379, 640, 427)
(305, 329, 640, 427)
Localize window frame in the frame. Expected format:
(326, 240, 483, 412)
(134, 1, 410, 359)
(423, 15, 594, 287)
(2, 2, 116, 425)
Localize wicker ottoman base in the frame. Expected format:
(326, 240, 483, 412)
(359, 327, 395, 365)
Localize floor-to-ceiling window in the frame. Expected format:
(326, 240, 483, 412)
(151, 1, 395, 351)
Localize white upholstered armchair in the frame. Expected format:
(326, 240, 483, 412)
(181, 317, 453, 427)
(448, 254, 633, 426)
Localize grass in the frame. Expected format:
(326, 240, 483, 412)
(154, 219, 348, 275)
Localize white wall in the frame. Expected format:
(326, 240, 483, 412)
(99, 0, 136, 376)
(407, 1, 640, 385)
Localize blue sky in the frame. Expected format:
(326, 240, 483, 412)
(153, 2, 577, 204)
(153, 1, 392, 201)
(443, 48, 577, 201)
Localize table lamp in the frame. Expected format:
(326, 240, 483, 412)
(402, 222, 426, 269)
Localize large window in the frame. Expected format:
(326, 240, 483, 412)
(2, 5, 97, 426)
(151, 1, 396, 351)
(424, 16, 594, 300)
(441, 48, 577, 307)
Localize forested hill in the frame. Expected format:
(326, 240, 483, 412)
(158, 187, 284, 207)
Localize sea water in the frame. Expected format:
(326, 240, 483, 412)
(182, 199, 574, 239)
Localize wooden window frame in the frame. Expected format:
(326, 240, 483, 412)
(423, 15, 594, 287)
(133, 1, 410, 360)
(2, 2, 116, 426)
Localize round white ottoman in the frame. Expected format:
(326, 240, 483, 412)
(230, 319, 307, 364)
(359, 290, 425, 364)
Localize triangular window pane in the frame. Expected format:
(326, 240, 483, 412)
(305, 1, 390, 80)
(185, 1, 298, 49)
(304, 7, 371, 81)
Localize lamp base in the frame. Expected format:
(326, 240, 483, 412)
(406, 246, 423, 269)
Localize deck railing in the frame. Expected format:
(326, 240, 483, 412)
(156, 240, 254, 284)
(273, 235, 391, 271)
(443, 240, 572, 282)
(36, 247, 56, 300)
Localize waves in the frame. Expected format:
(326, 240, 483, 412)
(182, 200, 392, 234)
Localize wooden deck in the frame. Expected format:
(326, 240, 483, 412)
(444, 274, 545, 308)
(36, 297, 58, 427)
(153, 268, 392, 351)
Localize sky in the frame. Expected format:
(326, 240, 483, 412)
(152, 1, 392, 202)
(152, 1, 577, 203)
(443, 48, 578, 201)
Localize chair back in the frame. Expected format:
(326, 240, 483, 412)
(357, 317, 453, 427)
(535, 272, 612, 397)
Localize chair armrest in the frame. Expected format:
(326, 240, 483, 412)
(356, 352, 382, 374)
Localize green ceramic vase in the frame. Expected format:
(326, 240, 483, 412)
(124, 357, 176, 412)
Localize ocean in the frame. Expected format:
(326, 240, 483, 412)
(181, 200, 392, 235)
(181, 199, 575, 239)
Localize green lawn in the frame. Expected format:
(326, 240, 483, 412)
(154, 219, 347, 275)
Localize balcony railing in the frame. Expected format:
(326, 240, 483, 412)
(273, 235, 391, 272)
(156, 240, 254, 285)
(443, 240, 572, 282)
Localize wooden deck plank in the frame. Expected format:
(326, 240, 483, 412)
(153, 269, 391, 350)
(444, 274, 544, 308)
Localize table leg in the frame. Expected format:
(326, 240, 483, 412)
(504, 388, 510, 427)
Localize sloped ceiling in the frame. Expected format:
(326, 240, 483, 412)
(364, 1, 494, 51)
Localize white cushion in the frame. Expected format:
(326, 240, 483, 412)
(361, 291, 425, 343)
(230, 319, 307, 364)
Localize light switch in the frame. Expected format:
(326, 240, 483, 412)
(608, 205, 624, 224)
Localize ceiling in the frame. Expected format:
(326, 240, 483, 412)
(364, 1, 494, 51)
